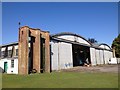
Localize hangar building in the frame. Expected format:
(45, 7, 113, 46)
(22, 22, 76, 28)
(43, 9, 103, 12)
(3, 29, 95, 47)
(0, 26, 113, 74)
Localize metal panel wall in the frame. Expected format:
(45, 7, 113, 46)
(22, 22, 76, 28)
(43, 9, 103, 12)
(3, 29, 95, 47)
(50, 41, 59, 71)
(107, 51, 113, 63)
(95, 49, 101, 65)
(99, 50, 104, 64)
(109, 51, 113, 59)
(59, 42, 73, 69)
(117, 58, 120, 64)
(90, 48, 96, 66)
(104, 50, 109, 64)
(106, 51, 110, 64)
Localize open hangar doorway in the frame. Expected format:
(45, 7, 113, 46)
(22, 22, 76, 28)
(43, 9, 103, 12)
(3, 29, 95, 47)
(72, 44, 91, 67)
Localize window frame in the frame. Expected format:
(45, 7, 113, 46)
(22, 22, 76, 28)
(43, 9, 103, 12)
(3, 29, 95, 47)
(8, 50, 12, 57)
(11, 59, 14, 68)
(15, 49, 18, 56)
(1, 51, 5, 58)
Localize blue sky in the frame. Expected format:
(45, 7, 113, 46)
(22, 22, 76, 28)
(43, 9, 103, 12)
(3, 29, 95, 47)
(2, 2, 118, 46)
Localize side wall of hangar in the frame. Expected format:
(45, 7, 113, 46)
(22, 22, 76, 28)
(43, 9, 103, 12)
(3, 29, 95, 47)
(50, 32, 113, 70)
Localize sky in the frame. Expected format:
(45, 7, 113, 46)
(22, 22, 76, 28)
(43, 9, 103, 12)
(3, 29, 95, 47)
(2, 2, 118, 46)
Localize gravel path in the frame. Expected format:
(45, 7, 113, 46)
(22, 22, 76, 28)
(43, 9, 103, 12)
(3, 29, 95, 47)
(61, 64, 119, 73)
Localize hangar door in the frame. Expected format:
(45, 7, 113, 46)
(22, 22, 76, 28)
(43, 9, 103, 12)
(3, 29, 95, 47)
(72, 44, 91, 66)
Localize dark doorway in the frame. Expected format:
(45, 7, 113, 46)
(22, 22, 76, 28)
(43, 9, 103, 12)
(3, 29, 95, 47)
(29, 36, 35, 74)
(40, 38, 45, 73)
(72, 44, 91, 67)
(4, 62, 8, 73)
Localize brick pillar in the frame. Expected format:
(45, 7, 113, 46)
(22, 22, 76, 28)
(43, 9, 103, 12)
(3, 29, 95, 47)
(32, 30, 41, 73)
(45, 32, 50, 73)
(18, 26, 29, 75)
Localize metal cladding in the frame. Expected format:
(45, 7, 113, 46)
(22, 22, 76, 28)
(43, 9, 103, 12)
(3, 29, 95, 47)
(18, 26, 50, 75)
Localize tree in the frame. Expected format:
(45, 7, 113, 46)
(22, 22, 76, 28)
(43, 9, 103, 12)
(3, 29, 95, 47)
(112, 34, 120, 58)
(88, 38, 98, 44)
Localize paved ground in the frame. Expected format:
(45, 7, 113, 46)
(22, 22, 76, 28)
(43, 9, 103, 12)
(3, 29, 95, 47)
(61, 64, 119, 73)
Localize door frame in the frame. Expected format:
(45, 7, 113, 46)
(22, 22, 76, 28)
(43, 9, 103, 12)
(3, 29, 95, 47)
(4, 62, 8, 73)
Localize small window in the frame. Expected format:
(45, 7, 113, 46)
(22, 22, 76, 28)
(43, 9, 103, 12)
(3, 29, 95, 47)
(11, 60, 14, 68)
(15, 49, 18, 56)
(0, 49, 1, 57)
(1, 51, 5, 58)
(8, 50, 12, 57)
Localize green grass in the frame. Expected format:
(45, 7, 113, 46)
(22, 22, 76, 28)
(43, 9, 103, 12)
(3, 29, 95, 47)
(2, 72, 118, 88)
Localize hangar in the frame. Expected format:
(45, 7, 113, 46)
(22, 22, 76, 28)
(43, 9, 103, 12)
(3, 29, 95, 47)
(0, 26, 113, 74)
(51, 32, 113, 70)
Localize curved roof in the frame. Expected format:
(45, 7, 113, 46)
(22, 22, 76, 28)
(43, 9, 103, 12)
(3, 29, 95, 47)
(51, 32, 92, 46)
(99, 43, 112, 50)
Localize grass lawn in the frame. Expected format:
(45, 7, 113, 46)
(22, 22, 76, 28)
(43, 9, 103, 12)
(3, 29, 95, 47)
(2, 72, 118, 88)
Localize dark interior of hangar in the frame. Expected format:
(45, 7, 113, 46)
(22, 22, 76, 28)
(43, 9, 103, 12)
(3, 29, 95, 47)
(72, 44, 91, 66)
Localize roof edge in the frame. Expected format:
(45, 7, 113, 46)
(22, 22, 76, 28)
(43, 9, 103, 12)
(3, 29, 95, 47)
(99, 43, 112, 50)
(51, 32, 92, 46)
